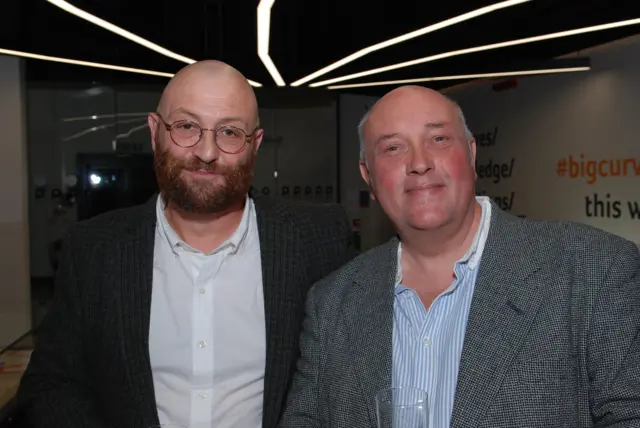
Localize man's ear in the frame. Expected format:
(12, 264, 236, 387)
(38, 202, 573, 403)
(469, 138, 477, 178)
(148, 113, 160, 153)
(253, 128, 264, 153)
(359, 160, 377, 200)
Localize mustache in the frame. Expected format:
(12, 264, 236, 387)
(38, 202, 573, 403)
(175, 158, 223, 173)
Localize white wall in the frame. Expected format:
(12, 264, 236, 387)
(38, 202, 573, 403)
(26, 85, 338, 277)
(0, 56, 31, 346)
(446, 34, 640, 244)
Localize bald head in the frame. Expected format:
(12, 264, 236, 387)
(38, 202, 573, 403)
(358, 85, 472, 161)
(158, 60, 260, 129)
(375, 86, 452, 116)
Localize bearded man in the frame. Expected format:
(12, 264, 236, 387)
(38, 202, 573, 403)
(18, 61, 355, 428)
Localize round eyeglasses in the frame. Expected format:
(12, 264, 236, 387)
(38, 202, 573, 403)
(155, 113, 256, 154)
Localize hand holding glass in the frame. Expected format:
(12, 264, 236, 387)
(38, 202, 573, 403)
(375, 387, 429, 428)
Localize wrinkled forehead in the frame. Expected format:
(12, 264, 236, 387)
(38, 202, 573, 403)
(364, 95, 460, 142)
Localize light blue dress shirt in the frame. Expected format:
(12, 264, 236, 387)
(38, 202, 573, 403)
(392, 197, 492, 428)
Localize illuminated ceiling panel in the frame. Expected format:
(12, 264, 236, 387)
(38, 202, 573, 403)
(46, 0, 263, 87)
(290, 0, 531, 87)
(326, 66, 591, 89)
(258, 0, 286, 86)
(309, 17, 640, 87)
(0, 48, 174, 78)
(7, 1, 639, 91)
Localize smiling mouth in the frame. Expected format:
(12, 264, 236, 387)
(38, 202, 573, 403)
(406, 184, 444, 193)
(187, 169, 217, 177)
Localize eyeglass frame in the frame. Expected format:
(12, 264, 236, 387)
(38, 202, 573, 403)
(153, 112, 259, 154)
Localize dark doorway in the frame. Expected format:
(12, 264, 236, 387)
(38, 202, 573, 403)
(76, 153, 158, 220)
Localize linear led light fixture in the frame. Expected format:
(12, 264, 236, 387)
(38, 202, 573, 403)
(0, 48, 174, 77)
(112, 123, 150, 149)
(290, 0, 531, 87)
(257, 0, 286, 86)
(63, 112, 149, 122)
(47, 0, 263, 87)
(63, 117, 147, 142)
(311, 17, 640, 87)
(326, 66, 591, 89)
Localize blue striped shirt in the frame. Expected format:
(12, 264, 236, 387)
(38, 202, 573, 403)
(392, 197, 492, 428)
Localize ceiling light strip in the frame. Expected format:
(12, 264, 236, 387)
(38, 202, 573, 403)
(46, 0, 262, 87)
(47, 0, 195, 64)
(257, 0, 286, 86)
(311, 17, 640, 87)
(326, 67, 591, 89)
(63, 112, 149, 122)
(290, 0, 531, 87)
(0, 48, 175, 77)
(63, 117, 147, 142)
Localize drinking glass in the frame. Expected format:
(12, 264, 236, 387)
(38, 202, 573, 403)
(375, 387, 429, 428)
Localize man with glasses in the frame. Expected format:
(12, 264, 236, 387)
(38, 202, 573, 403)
(18, 60, 355, 428)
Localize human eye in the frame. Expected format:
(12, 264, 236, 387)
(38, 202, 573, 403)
(218, 126, 243, 138)
(379, 141, 407, 156)
(174, 121, 198, 131)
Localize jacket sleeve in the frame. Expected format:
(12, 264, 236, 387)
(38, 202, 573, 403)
(589, 241, 640, 427)
(17, 231, 113, 428)
(278, 286, 323, 428)
(335, 205, 358, 264)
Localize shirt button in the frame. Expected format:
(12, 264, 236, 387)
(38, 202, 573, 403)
(198, 341, 207, 348)
(423, 338, 430, 346)
(199, 393, 207, 399)
(199, 288, 206, 295)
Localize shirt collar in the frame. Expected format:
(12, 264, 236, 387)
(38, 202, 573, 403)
(459, 196, 492, 270)
(395, 196, 493, 286)
(156, 194, 253, 255)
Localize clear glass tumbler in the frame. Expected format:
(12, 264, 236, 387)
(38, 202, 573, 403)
(375, 386, 429, 428)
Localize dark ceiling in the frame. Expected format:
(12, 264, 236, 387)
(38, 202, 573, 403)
(4, 0, 640, 96)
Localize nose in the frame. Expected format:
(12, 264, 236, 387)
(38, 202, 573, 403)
(408, 145, 434, 175)
(191, 129, 220, 163)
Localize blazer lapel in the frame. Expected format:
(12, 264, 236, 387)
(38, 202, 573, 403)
(117, 197, 159, 427)
(343, 238, 399, 426)
(450, 208, 548, 428)
(254, 195, 304, 428)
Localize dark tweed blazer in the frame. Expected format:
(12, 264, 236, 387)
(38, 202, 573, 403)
(17, 193, 355, 428)
(278, 204, 640, 428)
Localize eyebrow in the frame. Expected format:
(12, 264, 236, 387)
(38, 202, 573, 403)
(168, 108, 201, 122)
(425, 121, 448, 130)
(374, 121, 450, 145)
(168, 111, 249, 129)
(216, 116, 249, 128)
(375, 133, 400, 145)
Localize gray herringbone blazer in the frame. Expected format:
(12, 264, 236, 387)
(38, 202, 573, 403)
(278, 205, 640, 428)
